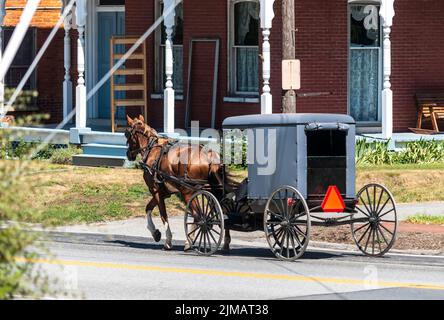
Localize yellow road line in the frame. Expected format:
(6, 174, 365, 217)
(16, 257, 444, 291)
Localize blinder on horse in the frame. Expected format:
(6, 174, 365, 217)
(126, 126, 160, 162)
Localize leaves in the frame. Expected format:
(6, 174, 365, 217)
(0, 117, 62, 299)
(356, 139, 444, 165)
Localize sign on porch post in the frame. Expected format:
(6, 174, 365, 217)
(380, 0, 395, 140)
(0, 0, 6, 116)
(75, 0, 87, 129)
(282, 59, 300, 91)
(260, 0, 275, 115)
(163, 0, 176, 133)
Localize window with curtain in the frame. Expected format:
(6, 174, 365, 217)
(2, 27, 37, 110)
(156, 1, 183, 93)
(230, 0, 259, 95)
(349, 4, 381, 123)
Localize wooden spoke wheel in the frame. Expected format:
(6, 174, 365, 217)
(184, 190, 224, 256)
(264, 186, 310, 261)
(351, 184, 398, 257)
(220, 197, 251, 218)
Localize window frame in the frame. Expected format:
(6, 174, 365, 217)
(154, 0, 184, 94)
(347, 0, 383, 125)
(1, 26, 38, 111)
(227, 0, 260, 97)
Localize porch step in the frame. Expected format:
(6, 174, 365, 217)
(81, 131, 126, 145)
(82, 143, 127, 157)
(72, 154, 128, 168)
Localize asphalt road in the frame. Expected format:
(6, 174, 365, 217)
(35, 232, 444, 300)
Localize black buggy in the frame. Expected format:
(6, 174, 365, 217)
(182, 114, 398, 261)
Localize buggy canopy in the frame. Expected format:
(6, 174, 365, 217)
(222, 113, 355, 130)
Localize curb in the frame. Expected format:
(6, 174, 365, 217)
(307, 240, 444, 257)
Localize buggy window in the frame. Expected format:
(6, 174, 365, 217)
(306, 130, 347, 197)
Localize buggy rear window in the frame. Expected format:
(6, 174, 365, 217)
(306, 130, 347, 196)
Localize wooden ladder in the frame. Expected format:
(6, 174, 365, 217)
(110, 36, 148, 132)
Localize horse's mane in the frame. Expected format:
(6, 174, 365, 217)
(142, 123, 159, 139)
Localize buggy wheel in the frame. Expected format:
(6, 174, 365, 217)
(351, 183, 398, 257)
(264, 186, 310, 261)
(184, 190, 224, 256)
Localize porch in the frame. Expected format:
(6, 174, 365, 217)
(58, 0, 398, 139)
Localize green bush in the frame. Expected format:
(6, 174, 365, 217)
(0, 138, 81, 163)
(4, 88, 38, 111)
(357, 139, 444, 165)
(49, 145, 82, 165)
(0, 117, 60, 299)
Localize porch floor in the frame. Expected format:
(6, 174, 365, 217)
(358, 132, 444, 142)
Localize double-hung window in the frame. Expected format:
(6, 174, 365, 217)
(229, 0, 259, 96)
(2, 27, 37, 110)
(349, 2, 382, 123)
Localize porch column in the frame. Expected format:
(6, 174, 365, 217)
(62, 0, 73, 121)
(0, 0, 5, 116)
(163, 0, 175, 133)
(75, 0, 87, 129)
(260, 0, 275, 114)
(380, 0, 395, 139)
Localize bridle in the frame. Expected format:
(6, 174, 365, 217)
(125, 125, 159, 162)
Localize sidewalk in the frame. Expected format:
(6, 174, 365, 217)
(397, 202, 444, 220)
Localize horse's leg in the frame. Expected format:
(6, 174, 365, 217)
(146, 197, 161, 242)
(223, 229, 231, 252)
(155, 193, 173, 251)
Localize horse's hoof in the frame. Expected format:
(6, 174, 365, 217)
(163, 243, 173, 251)
(153, 229, 161, 242)
(184, 243, 193, 252)
(222, 246, 230, 253)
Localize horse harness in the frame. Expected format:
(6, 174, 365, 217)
(125, 126, 178, 184)
(127, 126, 214, 190)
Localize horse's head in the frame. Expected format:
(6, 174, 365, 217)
(125, 115, 159, 161)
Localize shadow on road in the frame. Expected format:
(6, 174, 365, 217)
(108, 239, 340, 261)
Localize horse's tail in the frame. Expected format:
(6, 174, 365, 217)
(209, 164, 240, 196)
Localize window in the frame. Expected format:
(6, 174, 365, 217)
(229, 0, 259, 96)
(349, 3, 382, 123)
(155, 1, 184, 93)
(2, 27, 37, 110)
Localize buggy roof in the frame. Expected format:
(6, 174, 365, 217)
(222, 113, 355, 129)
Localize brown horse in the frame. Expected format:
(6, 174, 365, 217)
(125, 115, 233, 251)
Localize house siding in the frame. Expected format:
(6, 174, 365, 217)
(391, 0, 444, 132)
(294, 0, 348, 116)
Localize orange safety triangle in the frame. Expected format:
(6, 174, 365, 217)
(321, 185, 346, 213)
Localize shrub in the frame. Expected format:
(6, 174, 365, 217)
(49, 145, 82, 165)
(0, 117, 60, 299)
(357, 139, 444, 166)
(356, 139, 395, 165)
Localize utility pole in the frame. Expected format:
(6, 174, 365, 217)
(282, 0, 296, 113)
